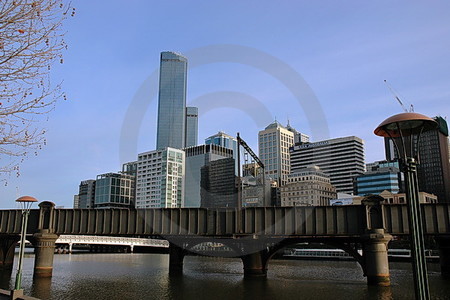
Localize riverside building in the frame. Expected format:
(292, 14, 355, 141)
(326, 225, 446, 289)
(258, 121, 295, 186)
(290, 136, 365, 194)
(184, 144, 233, 207)
(94, 173, 136, 209)
(280, 165, 336, 206)
(135, 147, 185, 208)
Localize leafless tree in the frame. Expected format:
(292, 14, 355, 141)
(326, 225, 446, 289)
(0, 0, 74, 177)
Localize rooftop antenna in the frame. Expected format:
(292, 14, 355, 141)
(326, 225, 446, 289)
(384, 80, 414, 112)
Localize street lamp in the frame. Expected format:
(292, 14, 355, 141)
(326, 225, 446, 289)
(374, 112, 437, 300)
(14, 196, 38, 291)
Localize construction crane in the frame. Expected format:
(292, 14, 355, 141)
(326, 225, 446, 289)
(236, 133, 265, 209)
(384, 80, 414, 112)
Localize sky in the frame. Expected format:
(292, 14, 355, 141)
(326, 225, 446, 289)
(1, 0, 450, 208)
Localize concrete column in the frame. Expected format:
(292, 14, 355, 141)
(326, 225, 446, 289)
(130, 245, 134, 253)
(436, 236, 450, 278)
(362, 229, 392, 286)
(31, 231, 59, 278)
(241, 251, 268, 278)
(0, 235, 20, 271)
(169, 243, 186, 275)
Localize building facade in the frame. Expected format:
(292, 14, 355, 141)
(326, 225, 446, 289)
(135, 147, 185, 208)
(205, 131, 238, 174)
(201, 157, 237, 208)
(184, 144, 233, 207)
(94, 173, 136, 209)
(185, 106, 198, 147)
(286, 121, 310, 145)
(290, 136, 365, 194)
(258, 121, 295, 186)
(156, 51, 188, 150)
(355, 160, 402, 196)
(77, 180, 96, 209)
(385, 116, 450, 202)
(280, 166, 336, 206)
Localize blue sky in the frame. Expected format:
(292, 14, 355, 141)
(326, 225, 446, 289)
(2, 0, 450, 208)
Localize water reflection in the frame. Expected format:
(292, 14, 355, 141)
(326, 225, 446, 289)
(0, 253, 449, 300)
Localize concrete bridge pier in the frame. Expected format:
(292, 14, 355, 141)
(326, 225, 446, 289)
(362, 229, 392, 286)
(30, 231, 59, 278)
(241, 250, 269, 278)
(0, 235, 20, 271)
(169, 243, 186, 275)
(436, 236, 450, 278)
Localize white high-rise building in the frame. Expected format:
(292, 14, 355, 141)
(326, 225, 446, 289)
(258, 121, 295, 185)
(290, 136, 365, 194)
(135, 147, 185, 208)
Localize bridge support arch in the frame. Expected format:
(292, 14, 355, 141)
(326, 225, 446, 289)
(362, 229, 392, 286)
(0, 235, 20, 271)
(241, 249, 269, 278)
(436, 236, 450, 278)
(30, 231, 59, 278)
(169, 243, 187, 275)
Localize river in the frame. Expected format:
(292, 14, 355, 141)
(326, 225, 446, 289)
(1, 252, 449, 299)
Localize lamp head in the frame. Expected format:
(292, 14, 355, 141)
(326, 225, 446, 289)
(16, 196, 38, 211)
(374, 112, 437, 137)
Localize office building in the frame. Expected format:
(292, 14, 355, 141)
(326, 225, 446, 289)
(77, 179, 96, 209)
(185, 106, 198, 147)
(280, 165, 336, 206)
(205, 131, 238, 174)
(258, 121, 295, 186)
(355, 160, 402, 196)
(242, 175, 272, 207)
(122, 161, 138, 176)
(135, 147, 185, 208)
(286, 121, 310, 145)
(201, 157, 237, 208)
(94, 173, 136, 209)
(385, 116, 450, 202)
(184, 144, 233, 207)
(156, 51, 188, 150)
(242, 162, 260, 177)
(290, 136, 365, 194)
(73, 195, 80, 209)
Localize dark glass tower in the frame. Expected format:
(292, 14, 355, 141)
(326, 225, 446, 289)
(156, 52, 188, 150)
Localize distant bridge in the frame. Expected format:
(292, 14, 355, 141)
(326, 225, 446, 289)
(0, 199, 449, 286)
(55, 235, 169, 253)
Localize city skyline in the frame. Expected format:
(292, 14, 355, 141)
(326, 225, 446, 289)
(2, 1, 450, 208)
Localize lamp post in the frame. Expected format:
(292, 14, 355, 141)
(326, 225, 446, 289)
(14, 196, 38, 291)
(374, 112, 437, 300)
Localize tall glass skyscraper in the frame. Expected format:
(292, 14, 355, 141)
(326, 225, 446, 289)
(156, 51, 188, 150)
(185, 106, 198, 147)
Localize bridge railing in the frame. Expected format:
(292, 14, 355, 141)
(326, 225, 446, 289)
(0, 203, 449, 237)
(383, 203, 450, 235)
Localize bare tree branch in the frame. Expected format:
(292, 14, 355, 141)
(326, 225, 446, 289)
(0, 0, 74, 177)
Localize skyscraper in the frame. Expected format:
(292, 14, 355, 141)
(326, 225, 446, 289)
(205, 131, 238, 174)
(156, 51, 188, 150)
(258, 121, 295, 186)
(184, 144, 233, 207)
(201, 157, 237, 208)
(185, 106, 198, 147)
(290, 136, 365, 194)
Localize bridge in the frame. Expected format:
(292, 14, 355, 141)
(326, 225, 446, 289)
(54, 235, 169, 253)
(0, 199, 449, 287)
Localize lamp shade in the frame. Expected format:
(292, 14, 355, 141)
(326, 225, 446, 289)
(16, 196, 38, 203)
(374, 112, 437, 138)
